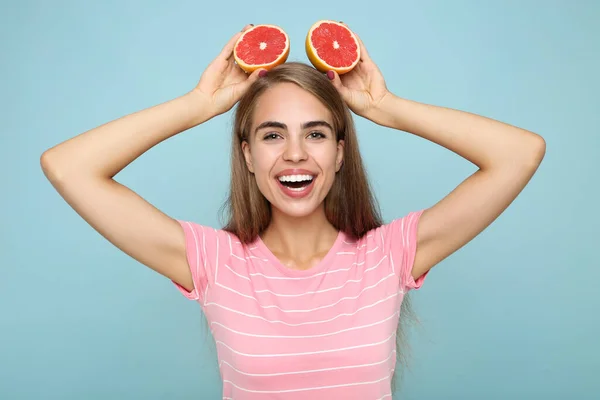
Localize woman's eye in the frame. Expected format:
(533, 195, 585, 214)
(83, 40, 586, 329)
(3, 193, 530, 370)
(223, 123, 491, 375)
(308, 131, 326, 139)
(263, 132, 326, 140)
(263, 133, 280, 140)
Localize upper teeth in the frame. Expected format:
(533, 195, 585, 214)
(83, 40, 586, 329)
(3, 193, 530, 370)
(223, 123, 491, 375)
(278, 174, 314, 182)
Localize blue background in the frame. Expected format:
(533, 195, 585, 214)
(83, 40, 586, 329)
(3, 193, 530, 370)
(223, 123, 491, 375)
(1, 0, 598, 399)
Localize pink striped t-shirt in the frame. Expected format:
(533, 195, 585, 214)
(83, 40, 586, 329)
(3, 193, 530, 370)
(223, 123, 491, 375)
(174, 210, 427, 399)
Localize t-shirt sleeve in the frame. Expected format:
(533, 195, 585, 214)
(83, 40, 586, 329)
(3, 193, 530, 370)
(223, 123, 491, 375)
(385, 210, 428, 292)
(172, 220, 219, 303)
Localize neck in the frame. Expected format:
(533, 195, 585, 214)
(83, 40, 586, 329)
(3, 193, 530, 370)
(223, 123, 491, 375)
(261, 204, 339, 268)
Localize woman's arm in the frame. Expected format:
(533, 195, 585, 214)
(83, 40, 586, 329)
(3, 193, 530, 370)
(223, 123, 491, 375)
(328, 28, 545, 280)
(41, 92, 209, 291)
(41, 26, 264, 291)
(373, 95, 545, 279)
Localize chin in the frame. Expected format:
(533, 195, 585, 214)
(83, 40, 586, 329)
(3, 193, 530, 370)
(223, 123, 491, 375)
(271, 202, 323, 219)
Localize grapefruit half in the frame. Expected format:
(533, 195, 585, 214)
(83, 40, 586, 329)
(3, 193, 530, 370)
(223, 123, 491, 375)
(233, 24, 290, 73)
(305, 20, 361, 75)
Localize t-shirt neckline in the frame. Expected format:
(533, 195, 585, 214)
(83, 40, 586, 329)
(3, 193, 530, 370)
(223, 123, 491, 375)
(254, 230, 347, 277)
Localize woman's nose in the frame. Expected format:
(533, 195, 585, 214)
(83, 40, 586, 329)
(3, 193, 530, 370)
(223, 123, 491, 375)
(282, 137, 308, 162)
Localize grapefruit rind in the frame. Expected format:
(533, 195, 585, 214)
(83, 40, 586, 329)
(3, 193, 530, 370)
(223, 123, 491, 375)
(305, 20, 361, 75)
(233, 24, 290, 73)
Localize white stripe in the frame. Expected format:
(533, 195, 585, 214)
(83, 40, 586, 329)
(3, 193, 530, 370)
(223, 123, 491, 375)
(219, 349, 396, 377)
(223, 374, 391, 394)
(252, 256, 388, 297)
(366, 246, 379, 254)
(223, 264, 250, 281)
(407, 212, 416, 247)
(203, 285, 209, 306)
(228, 234, 246, 262)
(205, 291, 399, 326)
(400, 217, 407, 249)
(210, 311, 399, 339)
(214, 228, 220, 282)
(183, 222, 201, 302)
(247, 261, 367, 280)
(247, 255, 269, 261)
(202, 226, 210, 306)
(216, 331, 396, 358)
(215, 273, 396, 313)
(336, 251, 355, 255)
(216, 282, 256, 300)
(232, 254, 246, 262)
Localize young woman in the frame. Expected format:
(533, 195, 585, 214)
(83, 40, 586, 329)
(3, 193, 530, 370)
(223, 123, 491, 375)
(41, 25, 545, 399)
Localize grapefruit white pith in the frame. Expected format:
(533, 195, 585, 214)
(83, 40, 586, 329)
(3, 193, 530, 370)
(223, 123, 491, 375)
(305, 20, 361, 75)
(233, 24, 290, 73)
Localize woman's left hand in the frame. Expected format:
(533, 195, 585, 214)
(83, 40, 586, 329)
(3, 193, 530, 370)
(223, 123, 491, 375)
(327, 30, 391, 123)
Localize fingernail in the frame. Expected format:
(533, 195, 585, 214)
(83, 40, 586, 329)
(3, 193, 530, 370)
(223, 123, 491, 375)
(259, 70, 268, 77)
(327, 71, 334, 80)
(250, 23, 254, 26)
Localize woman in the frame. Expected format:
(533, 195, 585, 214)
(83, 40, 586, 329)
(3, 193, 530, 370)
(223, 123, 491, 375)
(41, 25, 545, 399)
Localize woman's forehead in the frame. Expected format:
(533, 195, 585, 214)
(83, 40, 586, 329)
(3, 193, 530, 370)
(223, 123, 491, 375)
(251, 84, 334, 128)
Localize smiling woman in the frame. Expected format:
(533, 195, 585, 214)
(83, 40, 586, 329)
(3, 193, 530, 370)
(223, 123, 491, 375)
(239, 81, 345, 231)
(40, 24, 545, 400)
(252, 117, 335, 200)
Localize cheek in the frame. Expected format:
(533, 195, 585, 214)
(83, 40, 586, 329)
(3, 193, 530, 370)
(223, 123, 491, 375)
(313, 145, 339, 170)
(250, 148, 278, 193)
(251, 149, 275, 175)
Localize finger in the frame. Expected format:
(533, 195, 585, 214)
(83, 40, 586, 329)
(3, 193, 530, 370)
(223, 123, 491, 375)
(219, 24, 254, 60)
(233, 68, 267, 98)
(326, 70, 351, 101)
(353, 33, 370, 63)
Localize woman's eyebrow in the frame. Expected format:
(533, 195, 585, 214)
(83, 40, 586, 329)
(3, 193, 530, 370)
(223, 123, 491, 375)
(254, 121, 286, 134)
(254, 120, 333, 135)
(302, 120, 333, 131)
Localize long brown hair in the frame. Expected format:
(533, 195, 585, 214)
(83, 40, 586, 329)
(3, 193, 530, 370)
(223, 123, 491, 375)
(218, 62, 417, 392)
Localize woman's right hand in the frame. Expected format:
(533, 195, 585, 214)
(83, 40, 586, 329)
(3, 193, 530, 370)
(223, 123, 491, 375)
(193, 25, 265, 118)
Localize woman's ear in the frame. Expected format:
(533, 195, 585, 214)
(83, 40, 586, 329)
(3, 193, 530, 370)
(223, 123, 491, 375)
(336, 139, 345, 172)
(242, 140, 254, 173)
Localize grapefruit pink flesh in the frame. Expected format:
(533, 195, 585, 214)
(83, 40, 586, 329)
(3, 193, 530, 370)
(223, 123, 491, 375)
(234, 25, 289, 73)
(306, 21, 360, 74)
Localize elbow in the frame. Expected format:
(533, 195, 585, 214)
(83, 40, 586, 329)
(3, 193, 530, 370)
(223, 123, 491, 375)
(527, 133, 546, 168)
(40, 148, 67, 185)
(492, 132, 546, 174)
(510, 133, 546, 175)
(40, 149, 56, 181)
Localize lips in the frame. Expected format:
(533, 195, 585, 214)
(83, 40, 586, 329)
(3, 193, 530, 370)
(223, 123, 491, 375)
(276, 177, 315, 198)
(275, 168, 318, 179)
(274, 168, 317, 199)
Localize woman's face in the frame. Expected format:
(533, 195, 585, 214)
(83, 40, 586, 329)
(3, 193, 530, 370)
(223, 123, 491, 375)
(242, 82, 344, 219)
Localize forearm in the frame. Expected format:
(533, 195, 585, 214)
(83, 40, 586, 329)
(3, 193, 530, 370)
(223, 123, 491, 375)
(41, 90, 210, 181)
(374, 93, 545, 170)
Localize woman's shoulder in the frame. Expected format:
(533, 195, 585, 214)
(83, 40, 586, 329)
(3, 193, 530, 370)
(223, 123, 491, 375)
(176, 219, 245, 248)
(361, 210, 425, 245)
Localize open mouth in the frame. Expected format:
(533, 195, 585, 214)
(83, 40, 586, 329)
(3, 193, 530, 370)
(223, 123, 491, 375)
(278, 174, 314, 191)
